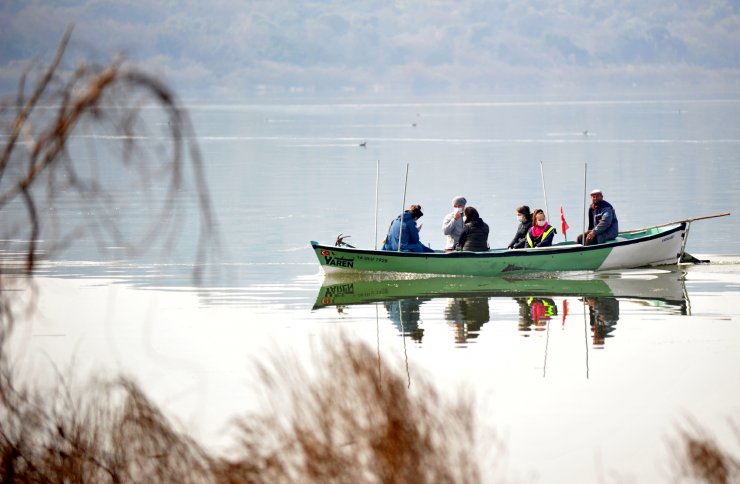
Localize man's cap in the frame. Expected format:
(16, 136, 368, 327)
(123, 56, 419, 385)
(590, 189, 603, 196)
(452, 196, 467, 206)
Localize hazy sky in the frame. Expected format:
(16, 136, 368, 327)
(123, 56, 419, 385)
(2, 0, 739, 99)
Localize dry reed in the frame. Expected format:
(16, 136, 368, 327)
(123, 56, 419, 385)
(671, 418, 740, 484)
(1, 335, 487, 483)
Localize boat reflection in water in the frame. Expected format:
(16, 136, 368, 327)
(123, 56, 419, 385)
(384, 298, 429, 342)
(444, 297, 490, 344)
(383, 296, 492, 344)
(584, 296, 620, 346)
(516, 297, 558, 333)
(515, 295, 620, 345)
(313, 269, 688, 345)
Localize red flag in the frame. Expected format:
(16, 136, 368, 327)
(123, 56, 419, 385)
(562, 299, 569, 327)
(560, 205, 570, 239)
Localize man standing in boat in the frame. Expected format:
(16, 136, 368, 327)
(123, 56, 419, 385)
(442, 196, 467, 252)
(577, 189, 619, 245)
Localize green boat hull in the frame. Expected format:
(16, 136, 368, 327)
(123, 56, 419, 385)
(313, 270, 687, 310)
(311, 223, 687, 277)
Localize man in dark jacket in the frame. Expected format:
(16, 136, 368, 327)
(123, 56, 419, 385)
(577, 189, 619, 245)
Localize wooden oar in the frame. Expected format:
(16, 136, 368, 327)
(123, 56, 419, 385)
(621, 212, 730, 234)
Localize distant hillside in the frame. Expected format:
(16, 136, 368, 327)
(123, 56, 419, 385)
(1, 0, 739, 99)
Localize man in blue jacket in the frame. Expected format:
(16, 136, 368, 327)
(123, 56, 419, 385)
(382, 204, 434, 252)
(577, 189, 619, 246)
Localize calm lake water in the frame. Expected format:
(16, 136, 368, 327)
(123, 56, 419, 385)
(5, 97, 740, 482)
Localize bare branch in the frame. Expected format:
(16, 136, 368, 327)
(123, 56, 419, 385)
(0, 25, 73, 185)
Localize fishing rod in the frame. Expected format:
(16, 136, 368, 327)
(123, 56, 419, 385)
(539, 161, 550, 221)
(584, 298, 590, 379)
(397, 300, 411, 389)
(374, 160, 380, 250)
(620, 212, 731, 233)
(376, 303, 382, 383)
(543, 318, 550, 379)
(397, 163, 409, 252)
(619, 212, 730, 263)
(581, 163, 588, 245)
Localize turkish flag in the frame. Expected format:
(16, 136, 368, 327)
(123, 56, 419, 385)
(560, 205, 570, 239)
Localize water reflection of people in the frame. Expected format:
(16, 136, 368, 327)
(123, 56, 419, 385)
(584, 296, 620, 345)
(444, 297, 490, 343)
(516, 297, 558, 333)
(384, 298, 427, 342)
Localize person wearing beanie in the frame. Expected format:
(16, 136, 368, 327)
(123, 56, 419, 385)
(382, 204, 434, 252)
(442, 195, 467, 251)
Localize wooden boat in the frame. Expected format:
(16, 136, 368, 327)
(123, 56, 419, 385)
(311, 222, 688, 277)
(312, 270, 687, 312)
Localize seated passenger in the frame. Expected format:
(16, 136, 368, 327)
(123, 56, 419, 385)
(576, 189, 619, 246)
(382, 204, 434, 252)
(508, 205, 532, 249)
(526, 209, 556, 248)
(442, 195, 467, 252)
(457, 206, 489, 251)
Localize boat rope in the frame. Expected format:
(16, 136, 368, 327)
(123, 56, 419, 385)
(679, 221, 692, 261)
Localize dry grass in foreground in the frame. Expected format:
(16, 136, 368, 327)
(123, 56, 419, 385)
(671, 419, 740, 484)
(1, 335, 489, 483)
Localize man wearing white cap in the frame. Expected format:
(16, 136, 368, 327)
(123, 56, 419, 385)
(442, 196, 467, 251)
(577, 189, 619, 246)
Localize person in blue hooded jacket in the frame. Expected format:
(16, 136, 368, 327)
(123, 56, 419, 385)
(577, 189, 619, 245)
(382, 204, 434, 252)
